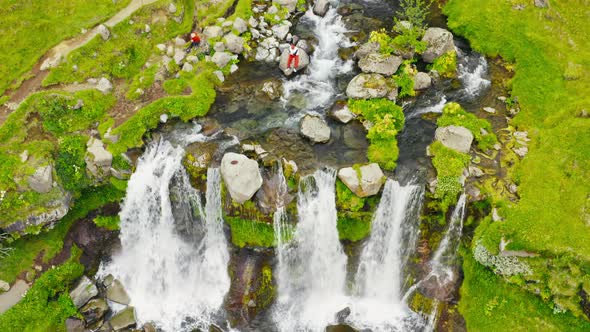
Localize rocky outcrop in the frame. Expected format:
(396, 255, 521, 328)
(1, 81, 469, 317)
(97, 25, 110, 41)
(354, 42, 380, 60)
(421, 27, 455, 63)
(106, 279, 130, 305)
(86, 138, 112, 179)
(212, 51, 232, 68)
(313, 0, 330, 17)
(413, 72, 432, 90)
(358, 53, 402, 76)
(272, 22, 291, 40)
(109, 306, 137, 331)
(435, 125, 473, 153)
(224, 34, 244, 54)
(300, 114, 331, 143)
(80, 298, 109, 327)
(338, 164, 385, 197)
(28, 165, 53, 193)
(203, 26, 223, 39)
(221, 153, 263, 204)
(70, 276, 98, 308)
(278, 48, 310, 75)
(346, 73, 389, 99)
(4, 192, 71, 234)
(233, 17, 248, 34)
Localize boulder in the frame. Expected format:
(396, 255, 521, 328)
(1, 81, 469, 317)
(97, 25, 110, 41)
(434, 125, 474, 153)
(274, 0, 298, 12)
(413, 72, 432, 90)
(346, 73, 389, 99)
(173, 49, 185, 65)
(483, 107, 496, 114)
(313, 0, 330, 17)
(213, 70, 225, 83)
(354, 41, 380, 60)
(224, 33, 244, 54)
(214, 41, 225, 52)
(272, 23, 291, 40)
(86, 138, 113, 179)
(278, 48, 310, 75)
(182, 62, 193, 72)
(109, 306, 137, 331)
(211, 51, 232, 68)
(3, 193, 71, 234)
(300, 114, 331, 143)
(203, 26, 223, 39)
(336, 307, 352, 323)
(358, 53, 402, 76)
(106, 279, 130, 305)
(338, 163, 385, 197)
(220, 153, 263, 204)
(329, 103, 356, 123)
(96, 77, 113, 94)
(0, 280, 9, 292)
(421, 27, 455, 63)
(65, 317, 85, 332)
(248, 17, 258, 28)
(28, 165, 53, 193)
(69, 276, 98, 308)
(233, 17, 248, 34)
(81, 298, 109, 326)
(174, 36, 186, 47)
(168, 3, 177, 13)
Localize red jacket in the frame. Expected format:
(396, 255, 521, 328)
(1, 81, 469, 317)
(191, 34, 201, 43)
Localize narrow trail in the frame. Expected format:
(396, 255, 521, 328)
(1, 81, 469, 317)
(0, 0, 159, 124)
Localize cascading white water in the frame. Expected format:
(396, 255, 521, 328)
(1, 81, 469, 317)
(283, 6, 354, 113)
(424, 300, 440, 332)
(407, 94, 447, 119)
(350, 180, 425, 331)
(274, 169, 348, 332)
(100, 137, 230, 331)
(458, 53, 491, 98)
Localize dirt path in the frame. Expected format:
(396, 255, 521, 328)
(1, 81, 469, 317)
(0, 280, 29, 314)
(0, 0, 159, 124)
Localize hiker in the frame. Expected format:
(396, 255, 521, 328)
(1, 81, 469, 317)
(186, 32, 201, 53)
(287, 36, 300, 72)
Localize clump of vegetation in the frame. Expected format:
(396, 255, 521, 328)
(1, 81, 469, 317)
(93, 215, 120, 231)
(369, 27, 426, 57)
(437, 102, 498, 151)
(0, 247, 84, 331)
(225, 217, 277, 248)
(337, 214, 372, 242)
(336, 180, 365, 212)
(429, 141, 470, 212)
(393, 60, 417, 98)
(427, 51, 457, 78)
(396, 0, 432, 29)
(125, 64, 159, 100)
(55, 135, 91, 192)
(348, 98, 405, 170)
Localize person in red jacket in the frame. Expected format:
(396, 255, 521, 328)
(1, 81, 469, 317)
(186, 32, 201, 53)
(287, 36, 300, 72)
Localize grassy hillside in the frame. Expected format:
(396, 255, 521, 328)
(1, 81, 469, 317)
(0, 0, 131, 96)
(444, 0, 590, 327)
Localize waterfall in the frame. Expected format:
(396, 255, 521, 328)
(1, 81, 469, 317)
(274, 169, 348, 332)
(457, 52, 491, 99)
(350, 180, 425, 331)
(424, 300, 440, 332)
(283, 6, 354, 113)
(100, 137, 230, 331)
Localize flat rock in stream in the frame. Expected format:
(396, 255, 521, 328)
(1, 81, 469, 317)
(279, 48, 310, 76)
(300, 114, 331, 143)
(358, 53, 402, 76)
(338, 163, 385, 197)
(346, 73, 389, 99)
(435, 125, 473, 153)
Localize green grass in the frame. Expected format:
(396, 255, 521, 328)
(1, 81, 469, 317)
(93, 215, 120, 231)
(230, 0, 254, 20)
(444, 0, 590, 325)
(43, 0, 194, 87)
(460, 249, 590, 332)
(437, 102, 497, 151)
(225, 217, 277, 248)
(0, 0, 130, 96)
(337, 214, 372, 242)
(198, 0, 236, 27)
(348, 98, 405, 170)
(0, 247, 84, 332)
(0, 185, 125, 284)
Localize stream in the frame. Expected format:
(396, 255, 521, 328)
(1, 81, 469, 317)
(98, 0, 495, 330)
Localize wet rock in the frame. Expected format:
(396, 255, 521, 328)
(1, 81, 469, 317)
(96, 77, 113, 94)
(209, 324, 224, 332)
(28, 165, 53, 193)
(86, 138, 113, 179)
(338, 163, 385, 197)
(224, 33, 244, 54)
(212, 51, 232, 68)
(421, 27, 455, 63)
(143, 323, 157, 332)
(337, 3, 363, 16)
(300, 114, 331, 143)
(413, 72, 432, 90)
(336, 307, 351, 323)
(260, 79, 283, 100)
(220, 153, 263, 204)
(346, 73, 388, 99)
(326, 324, 359, 332)
(70, 276, 98, 308)
(97, 24, 110, 41)
(0, 280, 9, 292)
(81, 298, 109, 326)
(65, 317, 85, 332)
(204, 26, 223, 39)
(233, 17, 248, 34)
(106, 279, 130, 305)
(434, 126, 473, 153)
(313, 0, 330, 17)
(109, 306, 136, 331)
(279, 48, 310, 75)
(329, 102, 356, 124)
(358, 53, 402, 76)
(354, 42, 380, 60)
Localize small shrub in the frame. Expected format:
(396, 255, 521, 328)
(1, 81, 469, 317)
(396, 0, 433, 29)
(55, 135, 90, 192)
(428, 51, 457, 78)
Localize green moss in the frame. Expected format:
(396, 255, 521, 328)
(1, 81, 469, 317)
(393, 60, 417, 98)
(243, 265, 276, 311)
(125, 64, 159, 100)
(336, 180, 365, 212)
(429, 141, 470, 212)
(163, 76, 191, 95)
(337, 213, 372, 242)
(0, 247, 84, 332)
(93, 215, 120, 231)
(0, 0, 131, 95)
(437, 102, 497, 151)
(427, 51, 457, 78)
(225, 217, 279, 248)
